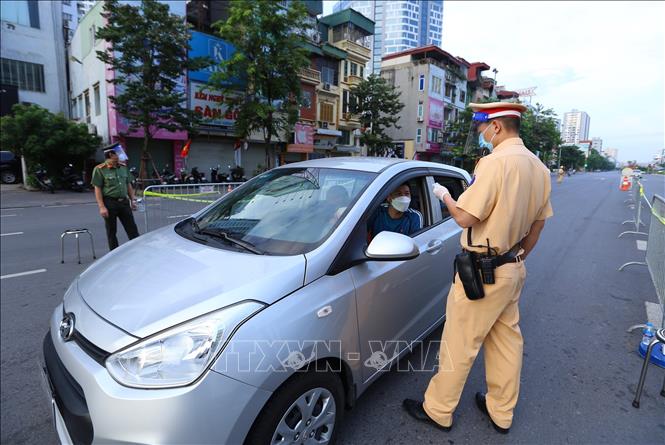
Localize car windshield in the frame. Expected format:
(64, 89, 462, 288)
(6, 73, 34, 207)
(188, 167, 376, 255)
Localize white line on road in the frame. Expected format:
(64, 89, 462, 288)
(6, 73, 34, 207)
(44, 205, 71, 208)
(1, 268, 47, 280)
(167, 214, 191, 219)
(0, 214, 17, 217)
(0, 232, 23, 237)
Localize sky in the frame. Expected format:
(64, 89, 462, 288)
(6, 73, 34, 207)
(323, 1, 665, 163)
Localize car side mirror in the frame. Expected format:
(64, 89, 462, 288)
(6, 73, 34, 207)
(365, 231, 419, 261)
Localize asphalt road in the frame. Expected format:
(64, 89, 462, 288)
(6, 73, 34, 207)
(1, 173, 664, 444)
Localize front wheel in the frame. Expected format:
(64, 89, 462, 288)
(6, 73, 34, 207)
(1, 171, 17, 184)
(245, 370, 344, 445)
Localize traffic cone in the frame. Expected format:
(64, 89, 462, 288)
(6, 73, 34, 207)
(620, 176, 630, 191)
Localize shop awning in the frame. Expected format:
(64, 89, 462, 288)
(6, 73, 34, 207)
(317, 128, 342, 136)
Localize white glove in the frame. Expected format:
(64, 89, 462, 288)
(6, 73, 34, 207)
(432, 183, 450, 201)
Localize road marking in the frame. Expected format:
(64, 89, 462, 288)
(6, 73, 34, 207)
(167, 214, 191, 219)
(44, 205, 71, 208)
(0, 232, 23, 237)
(0, 214, 17, 217)
(1, 268, 47, 280)
(636, 240, 647, 251)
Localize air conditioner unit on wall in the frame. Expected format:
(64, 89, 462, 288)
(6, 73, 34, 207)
(87, 123, 97, 134)
(417, 117, 424, 122)
(322, 121, 328, 129)
(323, 83, 331, 91)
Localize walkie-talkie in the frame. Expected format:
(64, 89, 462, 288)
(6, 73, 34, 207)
(479, 238, 496, 284)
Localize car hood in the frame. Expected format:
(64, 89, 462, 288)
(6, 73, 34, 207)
(77, 226, 306, 338)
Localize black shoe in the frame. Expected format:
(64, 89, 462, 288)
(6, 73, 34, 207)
(474, 392, 510, 434)
(402, 399, 452, 432)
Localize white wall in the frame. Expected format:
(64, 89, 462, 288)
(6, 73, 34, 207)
(1, 1, 68, 114)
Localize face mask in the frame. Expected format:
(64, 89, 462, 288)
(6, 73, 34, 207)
(391, 196, 411, 213)
(478, 125, 497, 151)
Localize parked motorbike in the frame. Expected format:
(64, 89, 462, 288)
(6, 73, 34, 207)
(34, 167, 55, 193)
(186, 167, 206, 184)
(179, 168, 188, 184)
(210, 165, 229, 183)
(160, 165, 179, 185)
(129, 166, 138, 189)
(230, 165, 247, 182)
(61, 164, 85, 192)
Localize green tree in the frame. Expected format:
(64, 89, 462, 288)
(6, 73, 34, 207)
(0, 104, 100, 178)
(350, 74, 405, 156)
(210, 0, 311, 169)
(586, 148, 615, 171)
(520, 103, 561, 166)
(558, 145, 586, 170)
(96, 0, 210, 177)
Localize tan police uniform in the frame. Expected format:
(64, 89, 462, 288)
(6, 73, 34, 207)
(422, 104, 554, 429)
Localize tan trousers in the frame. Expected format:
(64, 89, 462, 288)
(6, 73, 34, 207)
(423, 262, 527, 429)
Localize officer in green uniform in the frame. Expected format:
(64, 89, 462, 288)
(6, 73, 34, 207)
(92, 147, 139, 250)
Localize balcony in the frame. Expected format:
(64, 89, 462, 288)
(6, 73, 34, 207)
(299, 67, 321, 85)
(317, 82, 339, 95)
(333, 39, 371, 61)
(344, 74, 362, 85)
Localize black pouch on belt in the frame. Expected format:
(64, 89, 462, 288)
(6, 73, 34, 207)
(454, 250, 485, 300)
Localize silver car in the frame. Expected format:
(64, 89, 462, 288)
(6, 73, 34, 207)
(42, 157, 470, 444)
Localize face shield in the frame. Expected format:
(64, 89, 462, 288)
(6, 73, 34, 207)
(463, 112, 491, 157)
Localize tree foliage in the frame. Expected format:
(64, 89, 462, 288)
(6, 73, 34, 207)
(350, 74, 405, 157)
(0, 104, 100, 174)
(520, 103, 562, 167)
(586, 148, 615, 171)
(96, 0, 210, 157)
(210, 0, 312, 168)
(558, 145, 586, 170)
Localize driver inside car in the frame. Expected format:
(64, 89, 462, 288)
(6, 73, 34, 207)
(367, 183, 423, 241)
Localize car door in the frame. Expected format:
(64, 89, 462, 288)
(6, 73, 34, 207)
(349, 170, 457, 383)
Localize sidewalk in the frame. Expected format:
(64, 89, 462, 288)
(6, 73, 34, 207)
(0, 184, 96, 209)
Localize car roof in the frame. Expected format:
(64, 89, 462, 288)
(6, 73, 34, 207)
(274, 156, 468, 176)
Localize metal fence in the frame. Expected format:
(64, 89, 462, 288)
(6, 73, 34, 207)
(646, 195, 665, 326)
(141, 183, 244, 232)
(619, 180, 648, 237)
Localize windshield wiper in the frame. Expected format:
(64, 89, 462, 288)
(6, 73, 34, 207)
(197, 227, 264, 255)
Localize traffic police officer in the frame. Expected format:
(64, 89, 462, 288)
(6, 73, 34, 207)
(92, 147, 140, 250)
(403, 102, 553, 433)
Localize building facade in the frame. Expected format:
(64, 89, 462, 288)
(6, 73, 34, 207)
(333, 0, 443, 74)
(380, 45, 468, 163)
(1, 0, 68, 115)
(62, 0, 95, 42)
(561, 109, 590, 145)
(591, 137, 603, 153)
(68, 1, 188, 172)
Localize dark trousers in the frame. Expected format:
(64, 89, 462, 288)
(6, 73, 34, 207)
(103, 197, 139, 250)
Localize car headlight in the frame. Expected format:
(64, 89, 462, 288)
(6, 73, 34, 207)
(105, 301, 264, 388)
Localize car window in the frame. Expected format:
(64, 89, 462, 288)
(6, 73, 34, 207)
(366, 175, 433, 241)
(432, 175, 466, 221)
(191, 167, 376, 255)
(0, 151, 14, 162)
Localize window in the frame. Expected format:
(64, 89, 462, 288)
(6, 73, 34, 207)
(301, 91, 312, 109)
(418, 74, 424, 91)
(344, 60, 348, 77)
(63, 0, 71, 5)
(459, 90, 466, 103)
(432, 175, 466, 220)
(89, 24, 97, 47)
(359, 66, 364, 78)
(71, 98, 78, 119)
(416, 128, 422, 143)
(445, 83, 453, 98)
(84, 90, 91, 123)
(431, 76, 442, 95)
(321, 66, 336, 85)
(417, 102, 423, 120)
(320, 102, 334, 123)
(0, 0, 39, 28)
(350, 62, 358, 76)
(93, 83, 101, 116)
(0, 58, 45, 92)
(77, 94, 83, 118)
(63, 13, 72, 22)
(339, 129, 352, 146)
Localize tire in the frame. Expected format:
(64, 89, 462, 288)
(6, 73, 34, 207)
(245, 370, 345, 445)
(1, 171, 17, 184)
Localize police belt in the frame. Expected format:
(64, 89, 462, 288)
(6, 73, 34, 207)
(463, 244, 523, 268)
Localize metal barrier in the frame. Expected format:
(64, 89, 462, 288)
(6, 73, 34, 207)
(619, 180, 648, 238)
(142, 182, 243, 232)
(646, 195, 665, 326)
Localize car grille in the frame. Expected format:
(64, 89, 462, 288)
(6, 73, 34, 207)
(72, 331, 110, 366)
